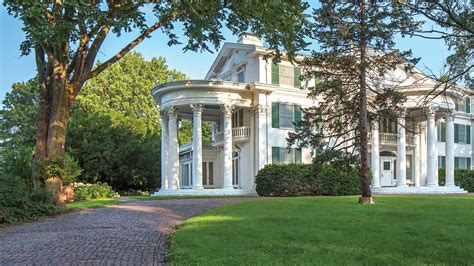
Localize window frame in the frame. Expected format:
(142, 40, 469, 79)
(279, 103, 295, 129)
(279, 64, 295, 87)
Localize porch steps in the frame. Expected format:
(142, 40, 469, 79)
(372, 186, 468, 195)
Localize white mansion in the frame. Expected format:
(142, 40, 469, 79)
(151, 35, 469, 196)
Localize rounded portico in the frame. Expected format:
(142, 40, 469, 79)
(150, 80, 273, 196)
(370, 81, 468, 194)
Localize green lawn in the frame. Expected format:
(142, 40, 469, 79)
(66, 198, 119, 210)
(170, 196, 474, 265)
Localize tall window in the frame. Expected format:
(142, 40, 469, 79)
(271, 63, 301, 87)
(455, 124, 471, 144)
(279, 103, 294, 128)
(272, 102, 302, 129)
(279, 65, 294, 86)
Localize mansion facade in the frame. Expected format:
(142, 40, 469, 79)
(151, 34, 468, 196)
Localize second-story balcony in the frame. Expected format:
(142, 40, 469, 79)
(213, 126, 250, 146)
(368, 132, 415, 146)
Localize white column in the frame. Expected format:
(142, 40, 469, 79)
(256, 104, 268, 170)
(222, 104, 234, 189)
(414, 128, 421, 187)
(420, 123, 427, 185)
(397, 116, 408, 187)
(191, 104, 204, 189)
(371, 121, 381, 188)
(168, 106, 179, 189)
(426, 108, 438, 187)
(160, 110, 169, 190)
(445, 113, 455, 186)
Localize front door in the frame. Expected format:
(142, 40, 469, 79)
(381, 158, 394, 186)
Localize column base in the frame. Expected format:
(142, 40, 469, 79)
(396, 184, 408, 188)
(222, 185, 235, 190)
(192, 186, 204, 190)
(426, 183, 439, 187)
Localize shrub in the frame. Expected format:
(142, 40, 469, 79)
(438, 168, 474, 192)
(0, 174, 62, 225)
(255, 164, 361, 196)
(72, 182, 120, 201)
(37, 154, 82, 184)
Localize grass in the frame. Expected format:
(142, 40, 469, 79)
(170, 196, 474, 265)
(66, 198, 119, 210)
(126, 195, 256, 201)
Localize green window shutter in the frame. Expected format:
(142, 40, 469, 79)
(294, 104, 301, 131)
(465, 97, 471, 113)
(468, 157, 471, 169)
(441, 122, 446, 142)
(272, 147, 280, 164)
(467, 126, 471, 144)
(271, 102, 279, 128)
(442, 156, 446, 168)
(455, 157, 459, 169)
(454, 124, 459, 143)
(295, 148, 302, 164)
(294, 67, 301, 88)
(271, 63, 279, 85)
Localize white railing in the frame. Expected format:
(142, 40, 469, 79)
(213, 126, 250, 145)
(368, 132, 414, 145)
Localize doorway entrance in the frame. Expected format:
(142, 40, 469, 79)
(380, 156, 396, 186)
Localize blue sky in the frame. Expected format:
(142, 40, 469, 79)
(0, 5, 450, 104)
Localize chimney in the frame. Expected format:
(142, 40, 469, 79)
(238, 32, 264, 46)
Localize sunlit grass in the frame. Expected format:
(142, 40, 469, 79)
(170, 196, 474, 265)
(66, 198, 119, 210)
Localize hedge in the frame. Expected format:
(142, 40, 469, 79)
(255, 164, 361, 196)
(438, 168, 474, 192)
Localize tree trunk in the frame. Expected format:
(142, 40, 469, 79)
(33, 57, 73, 208)
(358, 0, 373, 204)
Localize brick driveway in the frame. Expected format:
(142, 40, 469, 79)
(0, 198, 251, 265)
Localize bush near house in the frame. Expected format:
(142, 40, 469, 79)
(255, 164, 361, 196)
(438, 169, 474, 192)
(72, 182, 120, 201)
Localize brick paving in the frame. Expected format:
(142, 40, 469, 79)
(0, 198, 252, 265)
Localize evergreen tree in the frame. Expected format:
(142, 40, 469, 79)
(288, 0, 420, 203)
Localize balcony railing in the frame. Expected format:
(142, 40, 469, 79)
(368, 132, 414, 145)
(214, 126, 250, 145)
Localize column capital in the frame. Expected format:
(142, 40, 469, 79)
(445, 110, 455, 121)
(190, 104, 204, 116)
(159, 108, 168, 119)
(220, 104, 234, 117)
(251, 104, 268, 114)
(168, 106, 178, 118)
(424, 106, 438, 118)
(371, 120, 379, 130)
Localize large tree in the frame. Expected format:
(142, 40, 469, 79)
(67, 52, 188, 190)
(288, 0, 420, 204)
(398, 0, 473, 88)
(4, 0, 309, 203)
